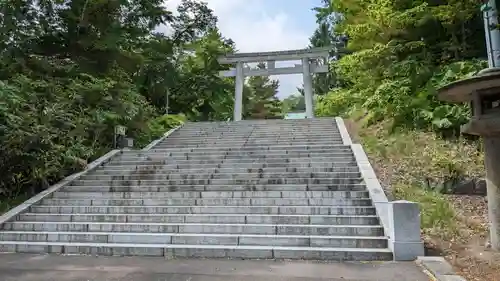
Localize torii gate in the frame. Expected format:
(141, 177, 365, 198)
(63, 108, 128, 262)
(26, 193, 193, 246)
(217, 47, 330, 121)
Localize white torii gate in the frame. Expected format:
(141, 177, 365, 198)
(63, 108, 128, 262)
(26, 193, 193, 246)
(217, 47, 330, 121)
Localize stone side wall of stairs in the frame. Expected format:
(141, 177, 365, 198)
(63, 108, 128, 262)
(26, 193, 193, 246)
(0, 118, 423, 260)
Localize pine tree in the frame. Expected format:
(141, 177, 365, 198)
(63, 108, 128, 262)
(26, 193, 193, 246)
(244, 63, 282, 119)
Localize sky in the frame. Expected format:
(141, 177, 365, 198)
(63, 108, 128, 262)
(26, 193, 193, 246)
(163, 0, 323, 99)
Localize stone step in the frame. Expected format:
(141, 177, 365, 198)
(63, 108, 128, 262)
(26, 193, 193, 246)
(162, 137, 343, 143)
(135, 147, 353, 154)
(51, 190, 369, 199)
(174, 127, 339, 131)
(171, 134, 341, 138)
(103, 160, 358, 172)
(179, 124, 337, 126)
(176, 125, 339, 129)
(155, 146, 347, 151)
(3, 222, 384, 236)
(185, 119, 333, 122)
(81, 172, 363, 181)
(18, 214, 379, 225)
(95, 166, 358, 175)
(97, 162, 359, 171)
(173, 132, 340, 136)
(174, 125, 336, 128)
(160, 140, 344, 144)
(89, 166, 360, 176)
(213, 172, 361, 180)
(173, 133, 340, 137)
(186, 122, 335, 125)
(181, 123, 337, 127)
(165, 132, 341, 136)
(40, 198, 373, 207)
(168, 128, 338, 131)
(61, 183, 367, 192)
(113, 156, 354, 163)
(181, 125, 339, 128)
(161, 135, 343, 139)
(139, 150, 352, 157)
(164, 134, 341, 138)
(69, 177, 364, 186)
(169, 137, 342, 140)
(170, 135, 339, 139)
(29, 205, 377, 215)
(156, 141, 345, 146)
(117, 152, 354, 159)
(105, 157, 357, 166)
(117, 151, 354, 159)
(154, 142, 345, 149)
(187, 123, 336, 125)
(111, 154, 355, 163)
(175, 128, 337, 131)
(0, 242, 392, 260)
(177, 127, 339, 131)
(162, 138, 342, 142)
(0, 232, 387, 248)
(146, 144, 352, 152)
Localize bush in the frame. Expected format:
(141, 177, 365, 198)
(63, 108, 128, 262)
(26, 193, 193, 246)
(316, 58, 486, 134)
(134, 114, 186, 148)
(0, 74, 155, 197)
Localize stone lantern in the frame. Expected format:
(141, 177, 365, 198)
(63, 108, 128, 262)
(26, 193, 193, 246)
(437, 68, 500, 250)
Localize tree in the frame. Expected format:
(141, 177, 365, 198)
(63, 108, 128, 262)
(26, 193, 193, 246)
(282, 94, 306, 114)
(0, 0, 237, 198)
(173, 29, 236, 121)
(137, 0, 234, 119)
(309, 1, 348, 94)
(314, 0, 487, 132)
(244, 63, 282, 119)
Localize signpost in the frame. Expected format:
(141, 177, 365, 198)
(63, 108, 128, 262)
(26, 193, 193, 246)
(114, 125, 127, 149)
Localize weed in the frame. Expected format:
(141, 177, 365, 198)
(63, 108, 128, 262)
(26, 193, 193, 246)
(357, 120, 483, 239)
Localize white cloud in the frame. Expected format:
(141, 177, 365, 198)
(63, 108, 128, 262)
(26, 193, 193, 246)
(163, 0, 312, 99)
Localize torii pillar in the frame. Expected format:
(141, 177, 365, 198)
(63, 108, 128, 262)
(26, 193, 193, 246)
(233, 62, 244, 122)
(302, 58, 315, 119)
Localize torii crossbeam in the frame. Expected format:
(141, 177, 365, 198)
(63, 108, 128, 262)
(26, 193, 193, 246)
(217, 47, 330, 121)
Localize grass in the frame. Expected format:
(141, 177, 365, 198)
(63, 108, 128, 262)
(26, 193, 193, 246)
(355, 119, 484, 240)
(393, 184, 458, 238)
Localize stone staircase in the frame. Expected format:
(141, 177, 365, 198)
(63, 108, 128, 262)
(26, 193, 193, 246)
(0, 118, 410, 260)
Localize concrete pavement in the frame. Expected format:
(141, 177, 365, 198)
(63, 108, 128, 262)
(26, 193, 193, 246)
(0, 253, 430, 281)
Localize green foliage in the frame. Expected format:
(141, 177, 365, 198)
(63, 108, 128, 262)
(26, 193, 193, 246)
(172, 29, 236, 121)
(309, 3, 348, 94)
(359, 121, 483, 237)
(0, 0, 237, 199)
(0, 73, 155, 196)
(135, 114, 186, 148)
(314, 0, 488, 133)
(243, 63, 282, 119)
(282, 94, 306, 114)
(311, 0, 490, 241)
(315, 88, 360, 117)
(394, 183, 457, 235)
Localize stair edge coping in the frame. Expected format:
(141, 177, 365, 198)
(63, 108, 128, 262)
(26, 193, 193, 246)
(351, 143, 424, 261)
(0, 149, 123, 226)
(335, 117, 353, 145)
(142, 124, 184, 151)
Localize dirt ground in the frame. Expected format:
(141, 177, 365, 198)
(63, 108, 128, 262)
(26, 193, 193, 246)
(344, 119, 500, 281)
(436, 195, 500, 281)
